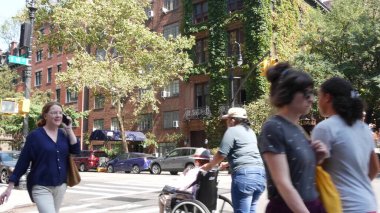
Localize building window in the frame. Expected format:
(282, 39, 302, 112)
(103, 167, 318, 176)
(228, 28, 244, 57)
(36, 50, 43, 62)
(228, 0, 243, 12)
(47, 67, 52, 83)
(94, 95, 105, 109)
(96, 49, 106, 61)
(56, 88, 61, 102)
(57, 64, 62, 72)
(163, 23, 180, 39)
(93, 119, 104, 131)
(48, 47, 53, 58)
(35, 71, 42, 86)
(195, 38, 208, 64)
(163, 111, 179, 129)
(193, 1, 208, 24)
(58, 46, 63, 54)
(111, 117, 120, 131)
(195, 83, 209, 108)
(163, 80, 179, 97)
(66, 89, 78, 103)
(138, 114, 153, 131)
(22, 70, 26, 82)
(39, 27, 45, 35)
(164, 0, 179, 11)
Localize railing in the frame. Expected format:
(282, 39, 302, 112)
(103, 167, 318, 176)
(184, 106, 211, 120)
(0, 134, 14, 141)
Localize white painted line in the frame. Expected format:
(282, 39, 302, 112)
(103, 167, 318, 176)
(84, 183, 162, 190)
(79, 203, 141, 213)
(79, 189, 160, 201)
(59, 203, 98, 211)
(127, 207, 159, 213)
(66, 189, 115, 196)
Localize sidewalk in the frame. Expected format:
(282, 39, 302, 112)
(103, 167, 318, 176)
(0, 186, 33, 213)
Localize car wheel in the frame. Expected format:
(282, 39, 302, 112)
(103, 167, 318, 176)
(151, 164, 161, 175)
(170, 171, 178, 175)
(107, 165, 114, 173)
(0, 170, 8, 184)
(185, 163, 194, 171)
(79, 163, 86, 172)
(131, 165, 141, 174)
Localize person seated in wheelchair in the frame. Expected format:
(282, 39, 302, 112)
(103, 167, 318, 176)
(158, 148, 211, 213)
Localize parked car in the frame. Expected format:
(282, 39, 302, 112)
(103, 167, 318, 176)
(106, 152, 156, 174)
(0, 151, 28, 189)
(149, 147, 206, 175)
(72, 150, 108, 172)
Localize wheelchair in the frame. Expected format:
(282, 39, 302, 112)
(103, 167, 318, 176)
(164, 169, 233, 213)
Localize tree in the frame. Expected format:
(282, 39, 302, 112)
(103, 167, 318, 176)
(299, 0, 380, 121)
(0, 19, 21, 50)
(35, 0, 194, 152)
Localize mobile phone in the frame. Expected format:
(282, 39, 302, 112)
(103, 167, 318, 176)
(62, 114, 71, 126)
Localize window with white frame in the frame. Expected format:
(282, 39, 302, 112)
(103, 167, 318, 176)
(93, 119, 104, 131)
(164, 0, 179, 11)
(138, 114, 153, 131)
(66, 89, 78, 103)
(94, 95, 105, 109)
(163, 80, 179, 97)
(35, 71, 42, 86)
(48, 47, 53, 58)
(163, 111, 179, 129)
(111, 117, 120, 131)
(47, 67, 52, 83)
(36, 50, 43, 62)
(163, 23, 180, 39)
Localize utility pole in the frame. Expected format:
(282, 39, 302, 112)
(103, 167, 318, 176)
(23, 0, 37, 141)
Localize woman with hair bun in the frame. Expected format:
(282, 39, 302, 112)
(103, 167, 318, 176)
(259, 62, 327, 213)
(312, 77, 379, 213)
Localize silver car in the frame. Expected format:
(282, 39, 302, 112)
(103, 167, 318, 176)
(150, 147, 207, 175)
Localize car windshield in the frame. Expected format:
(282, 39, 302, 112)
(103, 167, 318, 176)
(0, 153, 19, 162)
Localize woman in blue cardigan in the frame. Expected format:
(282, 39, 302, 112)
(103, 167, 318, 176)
(0, 102, 80, 213)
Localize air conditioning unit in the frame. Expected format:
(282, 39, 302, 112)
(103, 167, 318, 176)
(161, 91, 170, 98)
(173, 120, 179, 128)
(162, 7, 169, 14)
(147, 10, 154, 18)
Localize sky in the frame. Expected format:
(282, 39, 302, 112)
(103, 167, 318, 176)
(0, 0, 26, 50)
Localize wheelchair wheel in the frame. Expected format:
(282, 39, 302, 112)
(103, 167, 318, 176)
(215, 194, 233, 213)
(171, 199, 211, 213)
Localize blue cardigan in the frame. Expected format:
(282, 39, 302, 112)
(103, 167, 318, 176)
(9, 127, 80, 201)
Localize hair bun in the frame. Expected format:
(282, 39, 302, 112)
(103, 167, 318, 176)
(266, 62, 291, 84)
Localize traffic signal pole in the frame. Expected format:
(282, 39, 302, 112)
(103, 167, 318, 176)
(23, 0, 37, 142)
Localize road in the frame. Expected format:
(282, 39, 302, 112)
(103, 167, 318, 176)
(5, 171, 380, 213)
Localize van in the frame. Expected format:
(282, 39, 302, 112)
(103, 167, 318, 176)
(73, 150, 108, 172)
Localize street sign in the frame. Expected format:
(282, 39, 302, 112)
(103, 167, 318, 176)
(8, 55, 30, 66)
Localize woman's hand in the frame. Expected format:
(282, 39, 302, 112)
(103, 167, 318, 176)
(0, 186, 13, 205)
(311, 140, 329, 164)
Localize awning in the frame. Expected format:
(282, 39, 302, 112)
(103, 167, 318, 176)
(89, 130, 146, 141)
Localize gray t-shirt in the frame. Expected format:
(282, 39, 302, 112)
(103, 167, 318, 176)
(312, 115, 377, 212)
(218, 124, 263, 172)
(259, 115, 319, 201)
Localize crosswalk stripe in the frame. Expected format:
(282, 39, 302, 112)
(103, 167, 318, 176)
(79, 189, 160, 201)
(85, 183, 162, 190)
(66, 189, 115, 196)
(79, 203, 141, 213)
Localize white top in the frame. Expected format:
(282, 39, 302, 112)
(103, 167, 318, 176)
(312, 115, 377, 212)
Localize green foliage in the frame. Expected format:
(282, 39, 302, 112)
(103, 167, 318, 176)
(245, 95, 273, 134)
(299, 0, 380, 121)
(36, 0, 194, 152)
(100, 142, 122, 159)
(0, 66, 20, 99)
(143, 132, 158, 148)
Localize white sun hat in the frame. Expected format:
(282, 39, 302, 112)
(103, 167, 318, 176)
(221, 107, 248, 119)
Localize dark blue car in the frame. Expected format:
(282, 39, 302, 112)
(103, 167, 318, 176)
(106, 152, 156, 174)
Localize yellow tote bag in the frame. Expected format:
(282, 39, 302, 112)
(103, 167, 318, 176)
(315, 166, 342, 213)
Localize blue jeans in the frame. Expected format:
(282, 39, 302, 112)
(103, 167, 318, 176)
(231, 167, 266, 213)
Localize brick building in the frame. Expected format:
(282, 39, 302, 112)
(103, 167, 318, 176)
(8, 0, 328, 155)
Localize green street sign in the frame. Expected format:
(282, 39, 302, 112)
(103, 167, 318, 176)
(8, 55, 30, 66)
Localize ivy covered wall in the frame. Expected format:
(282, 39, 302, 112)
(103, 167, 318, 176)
(182, 0, 318, 146)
